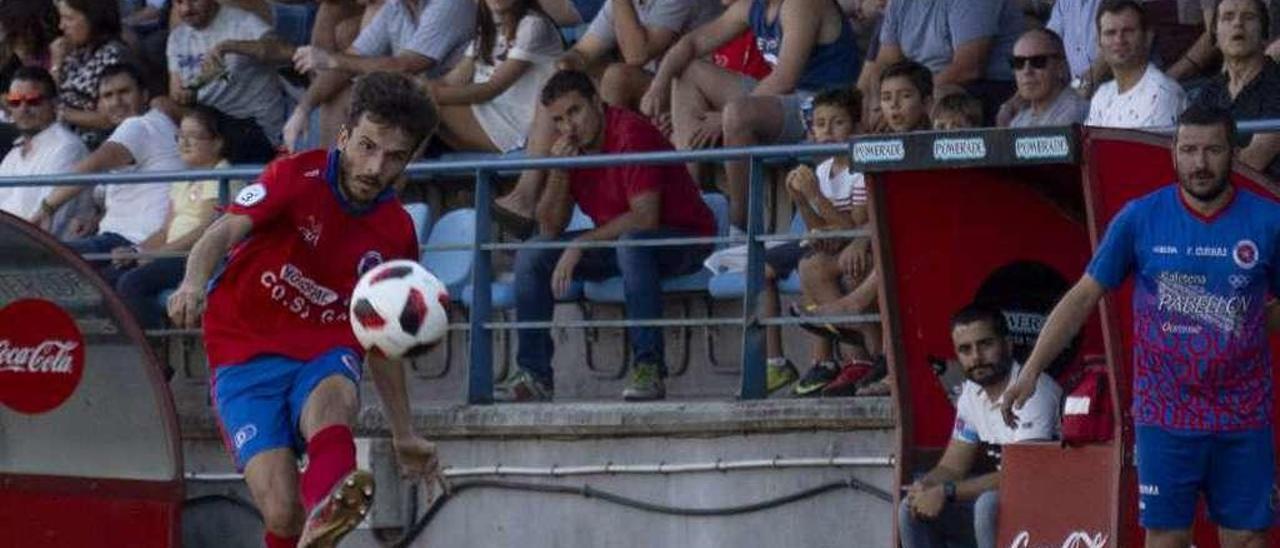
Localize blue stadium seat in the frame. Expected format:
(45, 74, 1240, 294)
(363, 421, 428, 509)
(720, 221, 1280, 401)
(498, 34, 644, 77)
(707, 212, 806, 299)
(559, 24, 590, 45)
(582, 193, 729, 303)
(420, 208, 476, 297)
(404, 202, 432, 246)
(461, 206, 594, 309)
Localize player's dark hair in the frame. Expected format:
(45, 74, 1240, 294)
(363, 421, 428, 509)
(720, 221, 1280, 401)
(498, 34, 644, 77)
(813, 86, 863, 126)
(347, 71, 439, 149)
(879, 60, 933, 99)
(950, 303, 1010, 338)
(540, 70, 597, 105)
(1096, 0, 1149, 32)
(1177, 104, 1239, 148)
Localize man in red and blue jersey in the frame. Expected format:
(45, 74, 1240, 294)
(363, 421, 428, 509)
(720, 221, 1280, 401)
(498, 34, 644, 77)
(1003, 104, 1280, 548)
(167, 72, 441, 548)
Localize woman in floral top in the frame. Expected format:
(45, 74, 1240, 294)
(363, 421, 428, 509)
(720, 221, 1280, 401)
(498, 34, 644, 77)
(51, 0, 130, 150)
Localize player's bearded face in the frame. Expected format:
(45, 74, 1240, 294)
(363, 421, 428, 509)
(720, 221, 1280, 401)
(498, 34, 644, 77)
(1174, 123, 1234, 203)
(337, 115, 417, 205)
(951, 321, 1014, 387)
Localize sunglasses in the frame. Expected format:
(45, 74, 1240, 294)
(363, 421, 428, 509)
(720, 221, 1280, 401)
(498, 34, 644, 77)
(5, 93, 46, 108)
(1010, 54, 1059, 71)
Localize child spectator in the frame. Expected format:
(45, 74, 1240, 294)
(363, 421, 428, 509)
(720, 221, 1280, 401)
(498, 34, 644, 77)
(879, 60, 932, 132)
(425, 0, 565, 153)
(114, 106, 237, 328)
(931, 89, 984, 130)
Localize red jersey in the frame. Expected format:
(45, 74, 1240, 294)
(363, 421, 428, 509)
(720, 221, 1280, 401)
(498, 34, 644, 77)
(202, 149, 419, 371)
(569, 107, 716, 236)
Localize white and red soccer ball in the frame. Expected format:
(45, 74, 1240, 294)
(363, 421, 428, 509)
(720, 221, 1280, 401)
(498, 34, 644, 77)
(349, 260, 449, 359)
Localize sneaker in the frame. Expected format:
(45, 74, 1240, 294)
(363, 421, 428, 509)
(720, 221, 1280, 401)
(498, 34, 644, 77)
(622, 362, 666, 401)
(494, 369, 553, 402)
(792, 360, 840, 397)
(298, 469, 375, 548)
(820, 360, 875, 397)
(765, 359, 800, 395)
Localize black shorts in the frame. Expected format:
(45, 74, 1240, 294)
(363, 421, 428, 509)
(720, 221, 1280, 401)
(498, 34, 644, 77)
(764, 241, 809, 278)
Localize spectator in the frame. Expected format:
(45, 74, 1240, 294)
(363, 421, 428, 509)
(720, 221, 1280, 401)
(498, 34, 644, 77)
(1191, 0, 1280, 179)
(1005, 105, 1280, 548)
(496, 71, 715, 402)
(558, 0, 721, 109)
(879, 60, 932, 132)
(900, 304, 1062, 548)
(0, 0, 58, 90)
(932, 90, 984, 130)
(283, 0, 476, 150)
(638, 0, 860, 230)
(0, 67, 91, 239)
(1001, 29, 1089, 128)
(1086, 0, 1186, 129)
(167, 0, 292, 164)
(33, 64, 180, 284)
(51, 0, 132, 150)
(1045, 0, 1105, 95)
(115, 106, 234, 328)
(875, 0, 1023, 124)
(424, 0, 564, 153)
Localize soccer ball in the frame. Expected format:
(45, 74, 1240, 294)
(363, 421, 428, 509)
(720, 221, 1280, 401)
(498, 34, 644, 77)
(349, 260, 450, 359)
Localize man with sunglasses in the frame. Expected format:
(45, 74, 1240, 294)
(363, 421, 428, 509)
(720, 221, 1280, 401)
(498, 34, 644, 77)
(1005, 29, 1089, 128)
(0, 66, 93, 239)
(1190, 0, 1280, 180)
(1086, 0, 1186, 129)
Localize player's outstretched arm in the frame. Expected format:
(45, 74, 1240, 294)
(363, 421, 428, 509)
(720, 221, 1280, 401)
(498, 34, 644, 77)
(167, 213, 254, 328)
(367, 354, 444, 493)
(1000, 274, 1106, 427)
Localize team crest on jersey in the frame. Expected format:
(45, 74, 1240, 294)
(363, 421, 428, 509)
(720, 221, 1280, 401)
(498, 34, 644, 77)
(1234, 239, 1259, 270)
(357, 251, 384, 276)
(234, 183, 266, 207)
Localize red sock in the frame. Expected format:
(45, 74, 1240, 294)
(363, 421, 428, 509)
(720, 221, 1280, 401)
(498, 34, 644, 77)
(264, 532, 300, 548)
(300, 424, 357, 513)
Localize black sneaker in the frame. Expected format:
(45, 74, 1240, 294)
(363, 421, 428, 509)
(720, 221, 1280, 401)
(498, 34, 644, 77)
(792, 360, 840, 397)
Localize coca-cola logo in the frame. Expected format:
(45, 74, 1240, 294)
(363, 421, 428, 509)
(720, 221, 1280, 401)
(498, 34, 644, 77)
(0, 299, 85, 414)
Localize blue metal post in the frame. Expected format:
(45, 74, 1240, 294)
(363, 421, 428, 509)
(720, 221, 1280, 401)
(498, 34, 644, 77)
(739, 156, 766, 399)
(467, 169, 495, 404)
(217, 177, 230, 207)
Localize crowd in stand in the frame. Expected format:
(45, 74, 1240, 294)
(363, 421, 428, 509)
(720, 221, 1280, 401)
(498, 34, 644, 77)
(0, 0, 1277, 401)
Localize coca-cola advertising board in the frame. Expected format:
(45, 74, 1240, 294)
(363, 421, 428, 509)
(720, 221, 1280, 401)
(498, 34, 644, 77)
(0, 299, 85, 414)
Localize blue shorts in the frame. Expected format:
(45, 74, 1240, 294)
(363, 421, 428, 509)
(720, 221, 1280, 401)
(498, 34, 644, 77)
(211, 348, 362, 471)
(1136, 425, 1276, 531)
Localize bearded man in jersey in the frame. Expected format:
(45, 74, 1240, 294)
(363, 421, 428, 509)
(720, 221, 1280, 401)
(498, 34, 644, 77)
(167, 72, 441, 548)
(1003, 104, 1280, 548)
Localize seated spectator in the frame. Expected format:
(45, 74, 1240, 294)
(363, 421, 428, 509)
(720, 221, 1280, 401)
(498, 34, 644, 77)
(1086, 0, 1186, 129)
(557, 0, 721, 109)
(1000, 29, 1089, 128)
(496, 71, 715, 402)
(878, 60, 932, 133)
(875, 0, 1023, 124)
(931, 90, 984, 130)
(898, 303, 1063, 548)
(51, 0, 132, 150)
(166, 0, 293, 164)
(1191, 0, 1280, 179)
(638, 0, 860, 230)
(115, 106, 235, 328)
(283, 0, 476, 150)
(0, 67, 91, 239)
(1045, 0, 1104, 95)
(424, 0, 564, 153)
(32, 64, 181, 284)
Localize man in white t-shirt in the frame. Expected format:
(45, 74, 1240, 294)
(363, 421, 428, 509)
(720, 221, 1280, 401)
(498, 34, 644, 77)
(283, 0, 477, 150)
(32, 64, 180, 284)
(1086, 1, 1186, 129)
(167, 0, 291, 164)
(898, 304, 1063, 548)
(0, 67, 91, 239)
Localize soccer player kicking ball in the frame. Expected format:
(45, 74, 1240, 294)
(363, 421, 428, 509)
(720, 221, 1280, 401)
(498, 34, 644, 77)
(168, 72, 441, 548)
(1003, 104, 1280, 548)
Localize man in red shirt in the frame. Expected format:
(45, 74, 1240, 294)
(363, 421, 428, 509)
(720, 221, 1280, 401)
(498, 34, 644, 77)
(166, 72, 442, 548)
(497, 70, 716, 402)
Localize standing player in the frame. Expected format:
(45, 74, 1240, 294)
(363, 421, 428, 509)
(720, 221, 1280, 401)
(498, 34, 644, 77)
(1002, 105, 1280, 548)
(167, 72, 441, 548)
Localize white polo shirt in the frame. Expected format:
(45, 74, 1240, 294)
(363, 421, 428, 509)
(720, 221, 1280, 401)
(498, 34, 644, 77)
(0, 123, 88, 219)
(953, 361, 1063, 446)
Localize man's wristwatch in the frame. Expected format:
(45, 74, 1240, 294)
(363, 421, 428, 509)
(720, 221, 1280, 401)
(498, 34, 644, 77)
(943, 481, 957, 503)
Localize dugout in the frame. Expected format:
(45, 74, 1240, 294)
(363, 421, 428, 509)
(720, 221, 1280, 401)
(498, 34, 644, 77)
(873, 125, 1280, 548)
(0, 214, 182, 547)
